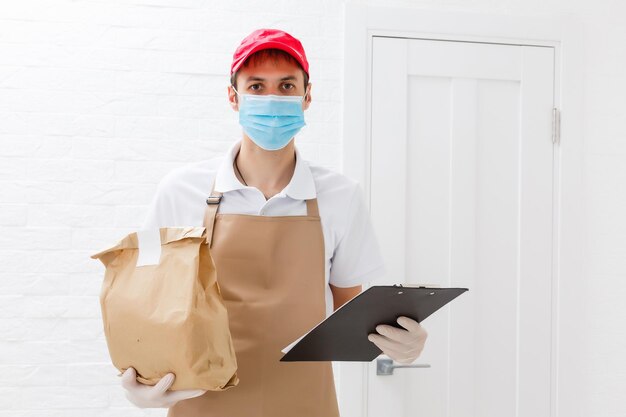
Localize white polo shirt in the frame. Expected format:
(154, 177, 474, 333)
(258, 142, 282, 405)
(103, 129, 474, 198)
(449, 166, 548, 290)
(141, 139, 386, 318)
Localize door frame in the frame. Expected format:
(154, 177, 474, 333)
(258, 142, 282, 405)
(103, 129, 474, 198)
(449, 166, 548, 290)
(340, 4, 585, 417)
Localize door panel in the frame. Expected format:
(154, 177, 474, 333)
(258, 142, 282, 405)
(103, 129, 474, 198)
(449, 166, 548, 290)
(368, 36, 554, 417)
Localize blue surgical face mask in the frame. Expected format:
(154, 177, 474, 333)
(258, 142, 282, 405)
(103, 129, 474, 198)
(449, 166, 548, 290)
(233, 86, 307, 151)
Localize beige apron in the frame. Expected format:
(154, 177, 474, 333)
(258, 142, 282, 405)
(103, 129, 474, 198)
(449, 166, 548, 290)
(168, 181, 340, 417)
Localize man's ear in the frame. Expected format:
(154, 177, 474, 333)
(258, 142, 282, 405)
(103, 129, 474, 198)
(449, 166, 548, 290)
(228, 85, 239, 111)
(303, 83, 312, 111)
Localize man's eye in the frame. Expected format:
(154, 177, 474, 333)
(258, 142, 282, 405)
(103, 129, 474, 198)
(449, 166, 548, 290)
(249, 84, 261, 91)
(282, 83, 295, 90)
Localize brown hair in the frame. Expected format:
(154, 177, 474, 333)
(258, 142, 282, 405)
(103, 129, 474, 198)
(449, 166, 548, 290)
(230, 48, 309, 91)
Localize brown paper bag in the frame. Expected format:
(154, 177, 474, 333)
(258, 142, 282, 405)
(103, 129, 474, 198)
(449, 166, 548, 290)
(90, 226, 239, 391)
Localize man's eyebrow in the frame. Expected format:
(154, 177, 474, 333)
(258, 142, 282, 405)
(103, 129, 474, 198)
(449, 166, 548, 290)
(245, 76, 298, 82)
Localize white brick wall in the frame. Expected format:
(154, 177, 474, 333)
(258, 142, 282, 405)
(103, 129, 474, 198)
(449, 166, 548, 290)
(0, 0, 344, 415)
(1, 0, 624, 416)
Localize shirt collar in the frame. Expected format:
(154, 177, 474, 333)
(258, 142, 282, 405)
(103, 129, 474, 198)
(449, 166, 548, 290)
(213, 140, 316, 200)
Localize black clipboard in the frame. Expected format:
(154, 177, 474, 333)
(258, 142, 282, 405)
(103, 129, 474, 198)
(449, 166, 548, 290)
(280, 284, 468, 362)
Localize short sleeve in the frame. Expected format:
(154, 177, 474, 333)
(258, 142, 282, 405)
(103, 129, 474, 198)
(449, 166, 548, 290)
(328, 183, 387, 287)
(140, 175, 178, 229)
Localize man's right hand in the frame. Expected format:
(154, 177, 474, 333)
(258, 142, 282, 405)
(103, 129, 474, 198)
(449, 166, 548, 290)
(120, 367, 207, 408)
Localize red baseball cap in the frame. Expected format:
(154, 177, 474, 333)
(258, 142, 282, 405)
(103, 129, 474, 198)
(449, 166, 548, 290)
(230, 28, 309, 77)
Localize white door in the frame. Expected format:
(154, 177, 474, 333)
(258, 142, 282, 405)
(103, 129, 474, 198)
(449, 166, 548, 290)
(366, 37, 555, 417)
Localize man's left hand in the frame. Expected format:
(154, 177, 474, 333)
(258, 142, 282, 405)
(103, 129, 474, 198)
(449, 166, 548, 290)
(367, 316, 428, 364)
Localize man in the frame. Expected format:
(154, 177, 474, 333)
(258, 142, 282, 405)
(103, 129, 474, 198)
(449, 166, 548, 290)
(120, 28, 428, 416)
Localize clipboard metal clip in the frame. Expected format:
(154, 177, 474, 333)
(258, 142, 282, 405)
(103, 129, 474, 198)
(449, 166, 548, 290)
(393, 283, 441, 289)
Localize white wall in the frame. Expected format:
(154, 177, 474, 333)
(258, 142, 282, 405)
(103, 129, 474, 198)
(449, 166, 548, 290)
(0, 0, 623, 416)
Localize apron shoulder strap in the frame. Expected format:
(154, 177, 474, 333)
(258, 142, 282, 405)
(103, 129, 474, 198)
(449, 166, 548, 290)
(305, 198, 319, 217)
(203, 177, 223, 247)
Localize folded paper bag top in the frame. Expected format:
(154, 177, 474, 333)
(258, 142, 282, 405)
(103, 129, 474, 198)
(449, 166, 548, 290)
(90, 226, 239, 391)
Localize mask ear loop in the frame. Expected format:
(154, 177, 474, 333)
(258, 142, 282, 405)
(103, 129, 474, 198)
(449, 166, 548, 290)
(231, 85, 241, 104)
(301, 84, 311, 103)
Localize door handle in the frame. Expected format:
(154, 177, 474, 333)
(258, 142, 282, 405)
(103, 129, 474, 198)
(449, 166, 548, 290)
(376, 358, 431, 376)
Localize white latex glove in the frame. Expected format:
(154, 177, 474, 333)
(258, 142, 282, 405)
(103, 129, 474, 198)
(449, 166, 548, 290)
(120, 367, 207, 408)
(367, 316, 428, 364)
